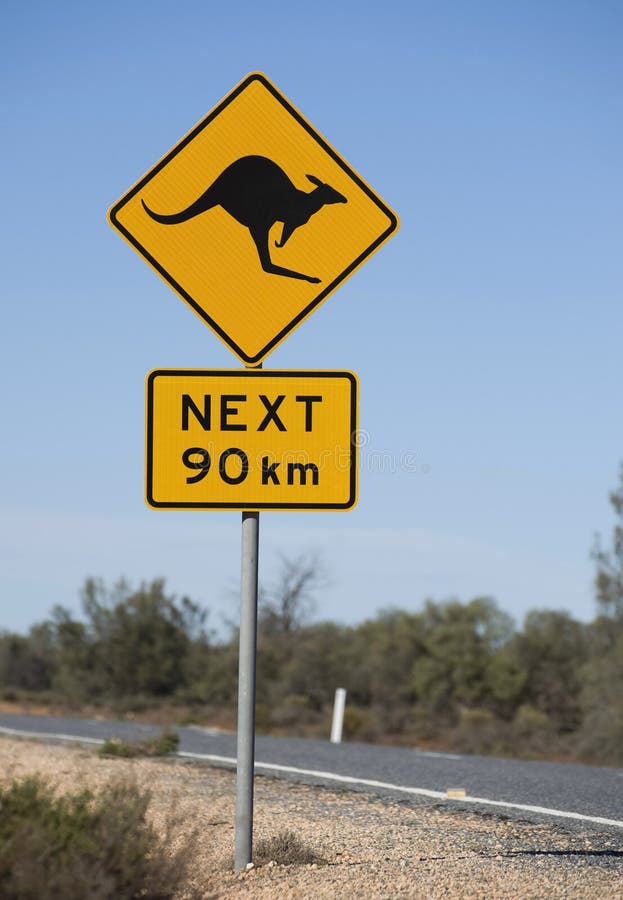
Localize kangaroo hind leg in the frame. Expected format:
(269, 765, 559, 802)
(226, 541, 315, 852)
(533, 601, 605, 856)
(249, 226, 320, 284)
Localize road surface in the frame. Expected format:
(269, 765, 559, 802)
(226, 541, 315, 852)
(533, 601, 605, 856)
(0, 711, 621, 836)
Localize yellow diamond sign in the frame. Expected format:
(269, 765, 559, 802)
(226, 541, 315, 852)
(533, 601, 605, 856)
(146, 369, 358, 510)
(108, 73, 398, 365)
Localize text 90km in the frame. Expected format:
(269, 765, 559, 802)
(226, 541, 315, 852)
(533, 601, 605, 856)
(146, 370, 358, 511)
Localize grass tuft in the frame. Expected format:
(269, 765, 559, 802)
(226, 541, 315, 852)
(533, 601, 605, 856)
(254, 829, 325, 867)
(98, 730, 180, 758)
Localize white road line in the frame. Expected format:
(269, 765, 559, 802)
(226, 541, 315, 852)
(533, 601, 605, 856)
(2, 725, 622, 830)
(0, 724, 104, 745)
(177, 750, 623, 829)
(415, 749, 463, 760)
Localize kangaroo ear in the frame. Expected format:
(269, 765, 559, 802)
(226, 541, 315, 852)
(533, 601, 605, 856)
(306, 174, 323, 187)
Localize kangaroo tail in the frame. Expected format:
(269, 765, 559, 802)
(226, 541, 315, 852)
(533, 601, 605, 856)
(141, 189, 217, 225)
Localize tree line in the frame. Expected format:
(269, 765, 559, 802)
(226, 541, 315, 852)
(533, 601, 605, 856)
(1, 467, 622, 766)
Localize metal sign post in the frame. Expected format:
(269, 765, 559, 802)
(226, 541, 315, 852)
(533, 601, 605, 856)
(234, 509, 260, 871)
(108, 71, 397, 876)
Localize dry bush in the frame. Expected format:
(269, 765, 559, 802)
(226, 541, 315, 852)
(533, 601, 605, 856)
(0, 774, 197, 899)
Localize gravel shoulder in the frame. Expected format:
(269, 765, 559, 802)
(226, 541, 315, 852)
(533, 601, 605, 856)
(1, 735, 621, 899)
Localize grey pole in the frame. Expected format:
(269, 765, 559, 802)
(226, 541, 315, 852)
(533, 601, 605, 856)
(234, 509, 260, 871)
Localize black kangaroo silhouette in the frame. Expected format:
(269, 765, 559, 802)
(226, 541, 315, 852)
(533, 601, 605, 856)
(141, 155, 347, 283)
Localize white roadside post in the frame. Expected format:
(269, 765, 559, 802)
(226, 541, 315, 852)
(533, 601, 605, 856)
(330, 687, 347, 744)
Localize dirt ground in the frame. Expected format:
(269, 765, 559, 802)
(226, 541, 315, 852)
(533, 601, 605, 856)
(0, 735, 621, 899)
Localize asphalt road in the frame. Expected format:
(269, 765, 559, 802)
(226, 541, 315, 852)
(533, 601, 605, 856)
(1, 711, 621, 836)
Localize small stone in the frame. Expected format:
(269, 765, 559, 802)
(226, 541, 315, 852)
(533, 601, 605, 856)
(245, 862, 254, 871)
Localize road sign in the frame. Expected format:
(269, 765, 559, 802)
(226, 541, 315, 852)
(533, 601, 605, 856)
(146, 369, 358, 510)
(109, 73, 398, 365)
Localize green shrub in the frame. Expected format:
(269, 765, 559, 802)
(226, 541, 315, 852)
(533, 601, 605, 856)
(0, 775, 197, 899)
(270, 694, 322, 730)
(449, 707, 512, 756)
(98, 730, 180, 759)
(254, 703, 271, 734)
(341, 706, 379, 741)
(511, 705, 556, 756)
(99, 737, 136, 757)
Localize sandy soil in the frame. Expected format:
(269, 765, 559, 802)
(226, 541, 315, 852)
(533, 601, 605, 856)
(0, 735, 621, 899)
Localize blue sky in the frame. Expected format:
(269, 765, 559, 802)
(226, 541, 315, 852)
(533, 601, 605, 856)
(1, 1, 622, 635)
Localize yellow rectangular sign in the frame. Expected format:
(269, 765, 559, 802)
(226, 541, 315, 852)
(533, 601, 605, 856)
(146, 370, 358, 510)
